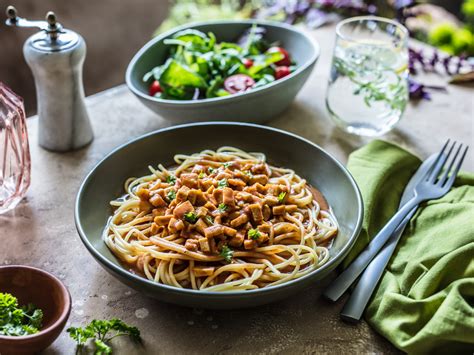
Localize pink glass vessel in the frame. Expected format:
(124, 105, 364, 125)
(0, 82, 31, 214)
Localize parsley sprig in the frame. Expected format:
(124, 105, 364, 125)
(0, 292, 43, 336)
(248, 229, 261, 240)
(217, 178, 228, 189)
(184, 212, 198, 223)
(67, 318, 141, 354)
(220, 245, 234, 263)
(217, 203, 228, 213)
(166, 175, 176, 185)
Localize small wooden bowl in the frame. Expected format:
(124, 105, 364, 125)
(0, 266, 71, 354)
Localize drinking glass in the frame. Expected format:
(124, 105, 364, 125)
(326, 16, 409, 136)
(0, 82, 31, 214)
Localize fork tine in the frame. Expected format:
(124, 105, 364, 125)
(443, 145, 469, 189)
(426, 140, 453, 182)
(438, 143, 462, 186)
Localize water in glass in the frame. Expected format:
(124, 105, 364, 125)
(0, 82, 31, 214)
(326, 17, 409, 136)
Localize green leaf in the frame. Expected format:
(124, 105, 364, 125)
(166, 175, 176, 184)
(248, 51, 284, 76)
(94, 339, 112, 354)
(248, 229, 261, 240)
(218, 203, 227, 213)
(159, 59, 208, 100)
(277, 192, 286, 203)
(184, 212, 198, 223)
(217, 179, 228, 189)
(167, 190, 176, 201)
(220, 245, 234, 263)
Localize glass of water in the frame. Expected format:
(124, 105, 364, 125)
(326, 16, 409, 136)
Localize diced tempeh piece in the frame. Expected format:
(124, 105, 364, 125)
(235, 191, 253, 202)
(150, 223, 161, 235)
(222, 187, 235, 207)
(263, 205, 271, 221)
(223, 226, 237, 237)
(204, 225, 223, 239)
(229, 231, 245, 247)
(152, 207, 166, 217)
(168, 217, 184, 233)
(251, 163, 270, 175)
(199, 238, 211, 253)
(188, 189, 206, 205)
(193, 266, 215, 277)
(213, 188, 223, 204)
(136, 188, 150, 200)
(180, 173, 199, 188)
(150, 193, 167, 207)
(230, 213, 249, 227)
(209, 238, 217, 254)
(228, 178, 246, 188)
(195, 207, 208, 218)
(194, 218, 208, 234)
(285, 205, 298, 213)
(176, 186, 190, 202)
(185, 239, 199, 251)
(249, 203, 263, 223)
(215, 172, 232, 180)
(154, 215, 173, 225)
(173, 201, 194, 219)
(263, 195, 279, 206)
(250, 174, 269, 185)
(257, 232, 269, 244)
(244, 239, 257, 250)
(272, 205, 286, 215)
(204, 201, 217, 210)
(258, 223, 271, 234)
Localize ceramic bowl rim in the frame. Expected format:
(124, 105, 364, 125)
(0, 265, 71, 341)
(75, 122, 364, 298)
(125, 19, 320, 106)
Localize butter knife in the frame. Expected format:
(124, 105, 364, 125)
(339, 153, 438, 322)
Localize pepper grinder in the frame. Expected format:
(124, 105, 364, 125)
(5, 6, 93, 152)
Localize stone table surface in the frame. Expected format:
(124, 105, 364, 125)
(1, 24, 473, 354)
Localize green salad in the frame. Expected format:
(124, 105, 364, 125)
(143, 26, 296, 100)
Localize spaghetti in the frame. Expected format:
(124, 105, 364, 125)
(103, 147, 338, 291)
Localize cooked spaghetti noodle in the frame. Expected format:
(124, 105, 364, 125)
(103, 147, 338, 291)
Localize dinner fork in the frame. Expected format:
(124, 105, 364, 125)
(324, 140, 469, 302)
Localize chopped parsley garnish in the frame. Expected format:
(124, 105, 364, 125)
(220, 245, 233, 263)
(205, 215, 214, 225)
(208, 167, 214, 174)
(248, 229, 261, 240)
(184, 212, 198, 223)
(67, 318, 141, 354)
(166, 175, 176, 184)
(166, 190, 176, 201)
(244, 170, 253, 178)
(217, 178, 228, 189)
(217, 203, 227, 213)
(278, 192, 287, 203)
(0, 292, 43, 336)
(223, 162, 232, 169)
(198, 172, 206, 179)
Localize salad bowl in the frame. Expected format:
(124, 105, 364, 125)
(126, 20, 320, 123)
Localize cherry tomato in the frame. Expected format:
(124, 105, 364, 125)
(266, 46, 291, 66)
(149, 80, 162, 96)
(274, 66, 291, 80)
(242, 58, 254, 68)
(224, 74, 255, 94)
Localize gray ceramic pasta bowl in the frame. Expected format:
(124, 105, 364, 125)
(75, 122, 363, 309)
(125, 20, 320, 123)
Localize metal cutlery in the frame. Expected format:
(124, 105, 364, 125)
(324, 140, 469, 303)
(339, 153, 437, 322)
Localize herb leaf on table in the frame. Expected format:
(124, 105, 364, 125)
(67, 318, 141, 354)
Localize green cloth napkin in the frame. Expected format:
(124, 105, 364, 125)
(345, 140, 474, 354)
